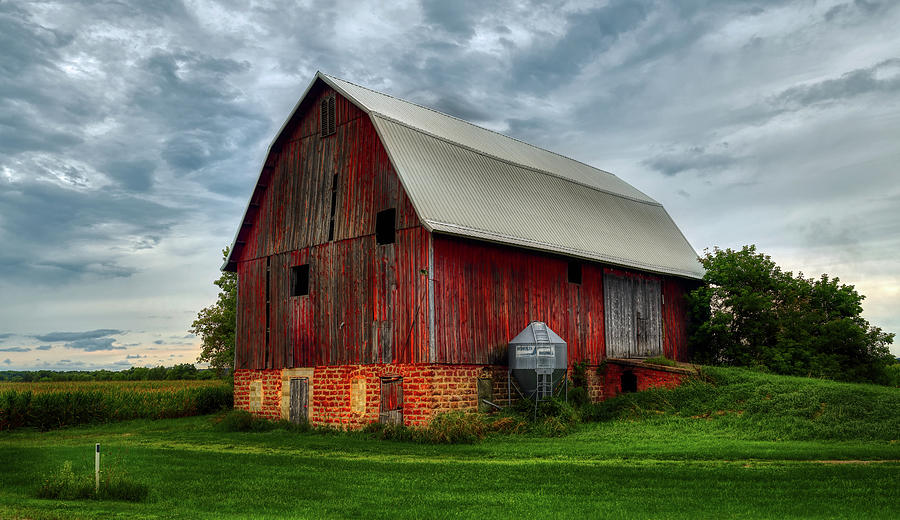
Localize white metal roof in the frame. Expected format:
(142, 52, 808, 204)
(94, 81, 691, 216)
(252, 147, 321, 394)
(225, 72, 703, 279)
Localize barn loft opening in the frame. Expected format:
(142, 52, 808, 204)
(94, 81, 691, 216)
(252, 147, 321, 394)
(375, 208, 396, 245)
(320, 94, 335, 137)
(291, 264, 310, 297)
(328, 173, 339, 241)
(265, 257, 271, 367)
(567, 261, 582, 284)
(621, 370, 637, 393)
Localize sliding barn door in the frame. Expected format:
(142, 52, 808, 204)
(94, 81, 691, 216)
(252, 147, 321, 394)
(604, 274, 662, 358)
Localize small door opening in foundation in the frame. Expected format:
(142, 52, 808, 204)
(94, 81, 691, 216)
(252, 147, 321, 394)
(621, 370, 638, 393)
(379, 376, 403, 425)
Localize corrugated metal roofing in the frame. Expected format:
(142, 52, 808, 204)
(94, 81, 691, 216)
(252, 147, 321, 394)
(325, 74, 655, 204)
(225, 72, 703, 279)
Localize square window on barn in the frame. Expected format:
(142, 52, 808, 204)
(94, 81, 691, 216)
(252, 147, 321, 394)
(290, 264, 310, 297)
(375, 208, 396, 245)
(568, 261, 582, 284)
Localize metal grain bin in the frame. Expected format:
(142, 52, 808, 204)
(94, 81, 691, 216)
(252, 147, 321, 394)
(508, 322, 567, 400)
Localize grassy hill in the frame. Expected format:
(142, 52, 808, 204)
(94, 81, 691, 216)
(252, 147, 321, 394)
(587, 366, 900, 442)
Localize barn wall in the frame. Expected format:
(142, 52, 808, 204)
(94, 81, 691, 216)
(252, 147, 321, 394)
(431, 235, 606, 365)
(431, 235, 694, 365)
(662, 278, 692, 362)
(235, 85, 428, 369)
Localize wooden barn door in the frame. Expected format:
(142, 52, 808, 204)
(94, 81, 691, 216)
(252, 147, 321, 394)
(379, 376, 403, 425)
(289, 378, 309, 424)
(604, 274, 662, 358)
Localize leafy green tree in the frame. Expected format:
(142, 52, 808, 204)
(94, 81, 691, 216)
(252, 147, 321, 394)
(166, 363, 199, 380)
(688, 245, 894, 383)
(190, 248, 237, 377)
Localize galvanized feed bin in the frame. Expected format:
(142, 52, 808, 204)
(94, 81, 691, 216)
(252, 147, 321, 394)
(508, 321, 567, 400)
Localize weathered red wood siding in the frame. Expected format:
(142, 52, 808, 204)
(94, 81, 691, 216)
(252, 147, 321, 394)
(662, 278, 692, 362)
(431, 235, 606, 365)
(235, 257, 267, 370)
(235, 84, 427, 369)
(432, 235, 693, 365)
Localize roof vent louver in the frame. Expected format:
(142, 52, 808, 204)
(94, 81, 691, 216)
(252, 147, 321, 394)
(320, 95, 335, 137)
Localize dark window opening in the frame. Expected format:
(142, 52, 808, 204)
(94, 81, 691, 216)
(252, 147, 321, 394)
(328, 174, 339, 242)
(265, 257, 271, 367)
(291, 264, 310, 297)
(568, 261, 582, 284)
(375, 208, 396, 245)
(320, 95, 335, 137)
(621, 370, 637, 393)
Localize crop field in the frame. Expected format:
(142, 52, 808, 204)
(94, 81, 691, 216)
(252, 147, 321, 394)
(0, 369, 897, 519)
(0, 380, 226, 394)
(0, 380, 232, 431)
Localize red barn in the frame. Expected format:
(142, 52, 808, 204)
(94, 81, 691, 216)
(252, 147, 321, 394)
(224, 72, 703, 427)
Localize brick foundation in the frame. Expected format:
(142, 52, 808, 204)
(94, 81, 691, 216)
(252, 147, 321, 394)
(235, 364, 502, 428)
(234, 360, 694, 428)
(600, 360, 693, 400)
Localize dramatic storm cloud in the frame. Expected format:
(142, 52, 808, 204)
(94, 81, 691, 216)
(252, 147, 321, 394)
(1, 0, 898, 370)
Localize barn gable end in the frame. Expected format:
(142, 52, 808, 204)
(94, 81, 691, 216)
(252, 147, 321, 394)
(234, 82, 429, 371)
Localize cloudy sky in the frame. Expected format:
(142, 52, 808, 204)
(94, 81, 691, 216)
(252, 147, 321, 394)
(1, 0, 898, 370)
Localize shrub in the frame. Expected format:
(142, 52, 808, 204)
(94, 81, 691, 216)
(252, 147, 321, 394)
(419, 412, 487, 444)
(216, 410, 276, 432)
(37, 461, 91, 500)
(363, 421, 415, 442)
(885, 363, 900, 387)
(488, 416, 529, 434)
(36, 460, 148, 502)
(644, 356, 678, 367)
(216, 410, 321, 433)
(568, 361, 590, 406)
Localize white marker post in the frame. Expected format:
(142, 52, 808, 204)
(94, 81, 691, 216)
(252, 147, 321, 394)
(95, 443, 100, 493)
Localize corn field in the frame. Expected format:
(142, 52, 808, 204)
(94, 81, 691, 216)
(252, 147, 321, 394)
(0, 380, 233, 431)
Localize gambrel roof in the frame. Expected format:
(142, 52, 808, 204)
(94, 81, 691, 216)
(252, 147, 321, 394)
(225, 72, 703, 279)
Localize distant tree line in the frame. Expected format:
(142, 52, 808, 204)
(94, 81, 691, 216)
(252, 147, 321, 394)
(0, 364, 223, 383)
(687, 245, 896, 385)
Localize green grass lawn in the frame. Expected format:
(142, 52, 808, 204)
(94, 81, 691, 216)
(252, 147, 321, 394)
(1, 368, 898, 519)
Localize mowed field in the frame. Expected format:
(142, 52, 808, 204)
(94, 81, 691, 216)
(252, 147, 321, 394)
(1, 415, 898, 519)
(0, 369, 898, 519)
